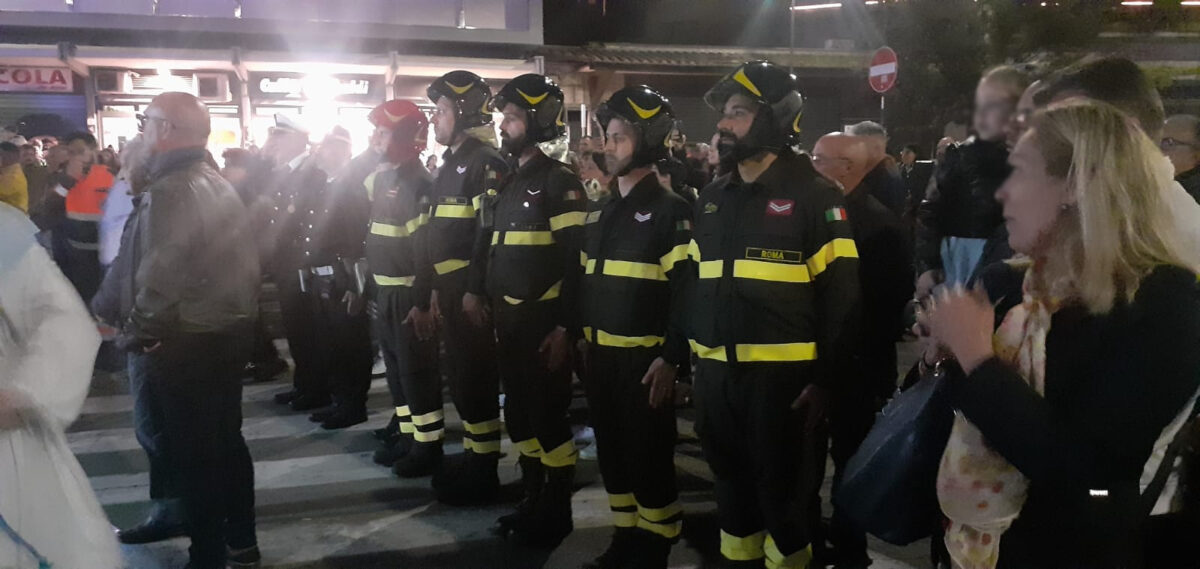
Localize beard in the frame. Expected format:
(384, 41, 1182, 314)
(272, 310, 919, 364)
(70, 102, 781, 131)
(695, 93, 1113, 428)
(500, 132, 528, 156)
(716, 130, 757, 164)
(604, 152, 630, 177)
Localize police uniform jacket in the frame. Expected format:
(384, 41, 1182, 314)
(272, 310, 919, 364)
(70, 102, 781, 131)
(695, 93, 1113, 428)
(687, 151, 861, 386)
(365, 159, 434, 310)
(484, 151, 587, 332)
(426, 136, 509, 292)
(580, 173, 692, 367)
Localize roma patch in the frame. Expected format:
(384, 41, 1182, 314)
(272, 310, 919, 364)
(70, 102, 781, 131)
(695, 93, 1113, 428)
(766, 199, 794, 216)
(825, 207, 848, 222)
(745, 247, 802, 264)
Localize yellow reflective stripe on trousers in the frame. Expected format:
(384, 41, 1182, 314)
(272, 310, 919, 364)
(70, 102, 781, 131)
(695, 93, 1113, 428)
(638, 501, 684, 538)
(496, 231, 555, 246)
(540, 440, 578, 467)
(373, 274, 416, 286)
(720, 530, 766, 561)
(805, 238, 858, 278)
(503, 280, 562, 305)
(603, 260, 666, 281)
(689, 341, 818, 363)
(434, 204, 475, 219)
(638, 517, 683, 539)
(513, 438, 544, 457)
(585, 327, 665, 348)
(413, 428, 444, 442)
(660, 243, 690, 273)
(463, 438, 502, 454)
(607, 493, 637, 509)
(698, 260, 723, 279)
(395, 406, 411, 417)
(764, 535, 813, 569)
(411, 409, 444, 427)
(463, 419, 502, 435)
(434, 259, 470, 275)
(549, 210, 586, 231)
(733, 259, 810, 283)
(609, 493, 638, 528)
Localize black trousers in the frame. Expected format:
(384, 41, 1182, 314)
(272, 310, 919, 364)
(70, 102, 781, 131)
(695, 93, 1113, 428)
(142, 331, 256, 567)
(58, 219, 101, 302)
(493, 300, 575, 467)
(249, 300, 280, 366)
(584, 344, 680, 540)
(375, 285, 443, 442)
(694, 359, 823, 566)
(437, 273, 502, 454)
(309, 273, 373, 412)
(274, 270, 325, 398)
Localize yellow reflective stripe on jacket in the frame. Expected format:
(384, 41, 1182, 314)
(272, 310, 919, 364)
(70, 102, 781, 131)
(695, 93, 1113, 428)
(549, 210, 586, 231)
(583, 327, 665, 348)
(720, 530, 766, 561)
(579, 251, 588, 268)
(434, 259, 470, 275)
(603, 260, 666, 281)
(805, 238, 858, 278)
(732, 259, 811, 283)
(764, 535, 812, 569)
(494, 231, 555, 246)
(434, 203, 475, 219)
(503, 280, 562, 305)
(363, 172, 377, 201)
(689, 340, 818, 362)
(370, 214, 427, 238)
(687, 238, 701, 262)
(698, 261, 723, 279)
(373, 275, 416, 286)
(660, 243, 689, 273)
(585, 258, 598, 274)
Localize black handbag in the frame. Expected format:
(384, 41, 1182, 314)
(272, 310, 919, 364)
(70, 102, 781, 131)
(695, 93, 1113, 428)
(832, 360, 956, 546)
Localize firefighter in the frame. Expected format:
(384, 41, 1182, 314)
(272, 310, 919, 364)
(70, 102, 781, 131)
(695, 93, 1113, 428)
(690, 61, 861, 569)
(423, 70, 510, 504)
(360, 100, 444, 476)
(579, 86, 692, 569)
(485, 73, 587, 547)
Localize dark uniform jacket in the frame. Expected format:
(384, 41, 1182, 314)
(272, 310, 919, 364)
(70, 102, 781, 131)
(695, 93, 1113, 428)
(262, 155, 332, 275)
(687, 151, 861, 387)
(365, 159, 434, 309)
(426, 136, 509, 292)
(580, 173, 693, 367)
(483, 151, 587, 332)
(914, 137, 1010, 274)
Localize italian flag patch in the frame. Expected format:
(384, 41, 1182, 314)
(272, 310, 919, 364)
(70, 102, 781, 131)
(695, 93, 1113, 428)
(564, 190, 584, 201)
(825, 207, 848, 222)
(676, 220, 692, 232)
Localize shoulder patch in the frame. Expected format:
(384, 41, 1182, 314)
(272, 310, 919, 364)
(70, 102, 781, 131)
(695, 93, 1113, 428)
(676, 219, 692, 232)
(586, 210, 602, 224)
(824, 207, 848, 222)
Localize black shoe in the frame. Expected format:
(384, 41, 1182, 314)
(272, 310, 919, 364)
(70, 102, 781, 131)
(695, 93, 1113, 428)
(433, 451, 500, 506)
(373, 434, 412, 466)
(511, 464, 574, 547)
(273, 389, 301, 405)
(373, 414, 401, 441)
(321, 410, 368, 430)
(582, 527, 640, 569)
(494, 455, 544, 538)
(629, 531, 673, 569)
(290, 393, 331, 412)
(308, 407, 336, 423)
(116, 517, 187, 545)
(392, 441, 443, 478)
(227, 545, 262, 569)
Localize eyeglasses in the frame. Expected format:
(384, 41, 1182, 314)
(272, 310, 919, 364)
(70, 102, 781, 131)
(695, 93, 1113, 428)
(1161, 137, 1198, 151)
(135, 113, 172, 133)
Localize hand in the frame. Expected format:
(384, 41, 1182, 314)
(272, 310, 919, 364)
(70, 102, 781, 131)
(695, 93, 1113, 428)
(790, 383, 831, 435)
(462, 292, 490, 328)
(915, 269, 943, 301)
(538, 326, 570, 372)
(403, 306, 437, 342)
(925, 283, 995, 373)
(430, 290, 442, 322)
(641, 357, 678, 409)
(366, 299, 380, 320)
(0, 390, 30, 430)
(342, 291, 365, 317)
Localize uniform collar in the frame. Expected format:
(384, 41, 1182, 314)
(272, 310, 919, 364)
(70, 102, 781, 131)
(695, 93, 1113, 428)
(728, 150, 796, 191)
(444, 135, 483, 163)
(514, 150, 552, 175)
(614, 172, 664, 206)
(286, 151, 309, 172)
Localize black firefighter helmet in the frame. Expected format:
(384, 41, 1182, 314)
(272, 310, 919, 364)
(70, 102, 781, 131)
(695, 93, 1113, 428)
(427, 70, 494, 132)
(595, 85, 676, 175)
(704, 60, 804, 152)
(492, 73, 567, 144)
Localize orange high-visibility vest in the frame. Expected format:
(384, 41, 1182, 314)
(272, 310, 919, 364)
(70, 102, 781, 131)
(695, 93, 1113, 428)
(64, 165, 113, 222)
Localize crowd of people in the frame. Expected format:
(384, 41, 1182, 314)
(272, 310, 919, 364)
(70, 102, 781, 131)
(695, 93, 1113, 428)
(0, 52, 1198, 569)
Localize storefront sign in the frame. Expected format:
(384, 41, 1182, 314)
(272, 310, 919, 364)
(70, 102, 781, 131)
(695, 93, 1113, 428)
(0, 67, 74, 93)
(250, 73, 379, 102)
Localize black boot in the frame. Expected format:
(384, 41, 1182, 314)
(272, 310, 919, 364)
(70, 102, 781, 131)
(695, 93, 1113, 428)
(392, 441, 443, 478)
(373, 433, 413, 467)
(494, 455, 544, 538)
(629, 531, 674, 569)
(433, 451, 500, 506)
(117, 500, 187, 544)
(581, 527, 640, 569)
(514, 464, 575, 547)
(373, 414, 401, 441)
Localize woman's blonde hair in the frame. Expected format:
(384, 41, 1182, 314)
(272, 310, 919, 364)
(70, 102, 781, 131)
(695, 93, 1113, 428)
(1030, 99, 1199, 313)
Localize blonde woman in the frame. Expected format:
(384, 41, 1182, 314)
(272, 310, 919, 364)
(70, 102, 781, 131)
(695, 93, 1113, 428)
(925, 99, 1200, 568)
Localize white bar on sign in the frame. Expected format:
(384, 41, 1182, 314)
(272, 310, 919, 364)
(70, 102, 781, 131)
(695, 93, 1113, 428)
(869, 62, 897, 77)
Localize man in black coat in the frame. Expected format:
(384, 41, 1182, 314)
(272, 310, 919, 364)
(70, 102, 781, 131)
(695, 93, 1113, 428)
(811, 132, 914, 569)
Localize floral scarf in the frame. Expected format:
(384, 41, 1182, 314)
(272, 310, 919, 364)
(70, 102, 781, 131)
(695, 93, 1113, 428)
(937, 264, 1062, 569)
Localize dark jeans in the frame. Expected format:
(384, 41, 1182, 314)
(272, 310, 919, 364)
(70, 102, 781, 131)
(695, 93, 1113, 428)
(140, 331, 257, 567)
(127, 352, 176, 504)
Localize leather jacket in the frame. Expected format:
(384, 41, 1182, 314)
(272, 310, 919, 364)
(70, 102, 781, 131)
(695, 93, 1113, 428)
(914, 137, 1010, 274)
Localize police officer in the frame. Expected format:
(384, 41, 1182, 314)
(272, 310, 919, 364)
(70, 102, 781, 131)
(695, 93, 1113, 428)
(580, 86, 692, 569)
(361, 100, 445, 476)
(689, 61, 861, 568)
(423, 70, 510, 504)
(485, 73, 587, 547)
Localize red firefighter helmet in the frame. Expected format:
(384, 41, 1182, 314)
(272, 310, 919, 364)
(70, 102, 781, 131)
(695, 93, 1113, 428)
(369, 99, 429, 163)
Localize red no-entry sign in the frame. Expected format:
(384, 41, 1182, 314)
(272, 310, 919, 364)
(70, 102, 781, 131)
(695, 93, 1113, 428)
(869, 47, 898, 94)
